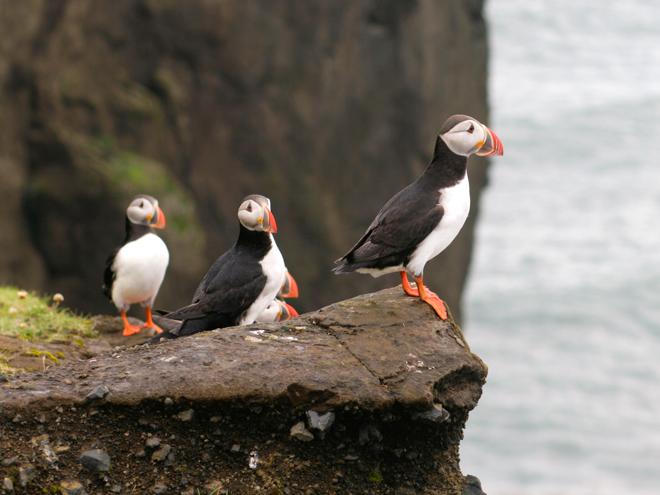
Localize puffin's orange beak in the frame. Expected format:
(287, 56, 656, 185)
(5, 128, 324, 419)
(283, 302, 299, 318)
(476, 126, 504, 157)
(279, 272, 299, 299)
(265, 207, 278, 234)
(153, 206, 167, 229)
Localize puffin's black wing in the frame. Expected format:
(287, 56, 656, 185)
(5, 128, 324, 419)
(102, 248, 119, 300)
(160, 248, 267, 336)
(333, 181, 443, 273)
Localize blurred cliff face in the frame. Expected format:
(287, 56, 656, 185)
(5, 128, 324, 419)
(0, 0, 490, 318)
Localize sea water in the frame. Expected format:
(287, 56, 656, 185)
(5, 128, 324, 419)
(461, 1, 660, 494)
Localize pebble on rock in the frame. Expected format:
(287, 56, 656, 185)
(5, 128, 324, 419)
(290, 422, 314, 442)
(60, 480, 88, 495)
(413, 403, 450, 423)
(306, 410, 335, 432)
(18, 465, 36, 487)
(2, 477, 13, 492)
(79, 449, 111, 473)
(145, 437, 161, 449)
(151, 444, 172, 462)
(462, 474, 486, 495)
(85, 385, 110, 402)
(176, 409, 194, 422)
(152, 483, 168, 494)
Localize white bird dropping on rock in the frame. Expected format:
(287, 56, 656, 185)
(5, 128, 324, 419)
(249, 450, 259, 469)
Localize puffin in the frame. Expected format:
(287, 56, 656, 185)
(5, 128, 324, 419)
(103, 195, 169, 336)
(333, 114, 504, 319)
(253, 268, 300, 322)
(153, 194, 286, 338)
(255, 299, 299, 323)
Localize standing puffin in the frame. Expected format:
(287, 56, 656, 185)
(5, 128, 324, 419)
(154, 194, 286, 338)
(103, 195, 169, 336)
(333, 115, 504, 319)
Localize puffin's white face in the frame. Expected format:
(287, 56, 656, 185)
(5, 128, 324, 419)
(126, 196, 166, 228)
(255, 300, 284, 323)
(237, 195, 278, 233)
(439, 117, 504, 157)
(255, 299, 298, 323)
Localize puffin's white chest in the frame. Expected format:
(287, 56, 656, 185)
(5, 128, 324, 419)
(112, 233, 169, 308)
(406, 174, 470, 276)
(241, 238, 286, 325)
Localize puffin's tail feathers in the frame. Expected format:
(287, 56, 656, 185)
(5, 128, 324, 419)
(332, 258, 355, 274)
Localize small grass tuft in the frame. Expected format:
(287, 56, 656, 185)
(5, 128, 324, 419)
(0, 286, 95, 342)
(368, 467, 383, 483)
(0, 352, 15, 375)
(25, 349, 61, 364)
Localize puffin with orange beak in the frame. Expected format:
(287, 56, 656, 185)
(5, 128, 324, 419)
(103, 194, 169, 336)
(255, 299, 299, 323)
(254, 269, 300, 323)
(333, 115, 504, 319)
(154, 194, 286, 338)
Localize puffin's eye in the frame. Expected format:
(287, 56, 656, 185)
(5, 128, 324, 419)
(139, 201, 144, 208)
(467, 123, 475, 134)
(246, 203, 252, 213)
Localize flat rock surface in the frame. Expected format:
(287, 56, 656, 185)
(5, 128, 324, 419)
(0, 288, 487, 415)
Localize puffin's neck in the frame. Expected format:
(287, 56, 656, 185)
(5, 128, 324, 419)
(419, 136, 468, 188)
(124, 217, 153, 243)
(236, 224, 273, 255)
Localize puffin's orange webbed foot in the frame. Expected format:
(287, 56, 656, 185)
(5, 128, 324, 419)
(414, 276, 448, 320)
(400, 272, 419, 297)
(120, 311, 142, 336)
(122, 324, 142, 336)
(143, 306, 163, 334)
(420, 293, 448, 320)
(141, 323, 163, 334)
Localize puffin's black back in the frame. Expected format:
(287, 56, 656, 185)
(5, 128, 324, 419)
(333, 137, 467, 273)
(102, 217, 153, 300)
(155, 225, 272, 337)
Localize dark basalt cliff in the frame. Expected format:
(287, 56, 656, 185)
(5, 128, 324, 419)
(0, 288, 488, 494)
(0, 0, 490, 319)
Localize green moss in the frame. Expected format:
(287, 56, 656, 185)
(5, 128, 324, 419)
(86, 136, 200, 235)
(368, 467, 383, 483)
(0, 353, 15, 375)
(25, 349, 61, 364)
(0, 286, 95, 342)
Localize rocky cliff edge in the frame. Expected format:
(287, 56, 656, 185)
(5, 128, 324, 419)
(0, 288, 488, 494)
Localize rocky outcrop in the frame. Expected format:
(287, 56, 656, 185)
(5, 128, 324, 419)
(0, 0, 490, 319)
(0, 288, 488, 494)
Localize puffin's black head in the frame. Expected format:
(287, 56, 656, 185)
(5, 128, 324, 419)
(126, 194, 166, 229)
(438, 114, 504, 158)
(237, 194, 278, 234)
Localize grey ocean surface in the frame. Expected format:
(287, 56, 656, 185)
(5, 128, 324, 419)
(461, 1, 660, 494)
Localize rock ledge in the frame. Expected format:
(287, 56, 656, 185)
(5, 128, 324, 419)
(1, 288, 487, 494)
